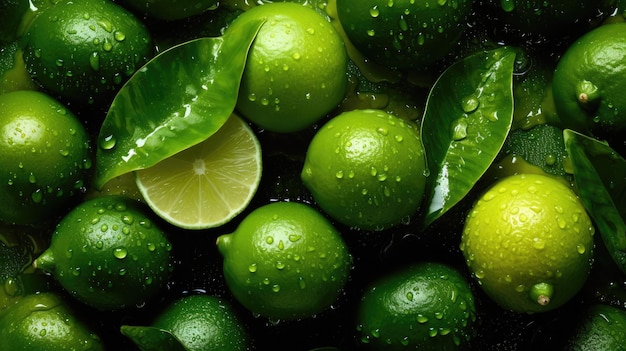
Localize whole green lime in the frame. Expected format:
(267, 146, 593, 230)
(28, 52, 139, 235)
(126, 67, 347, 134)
(0, 90, 92, 225)
(150, 294, 249, 351)
(356, 262, 477, 350)
(566, 304, 626, 350)
(232, 2, 349, 133)
(301, 109, 427, 231)
(22, 0, 153, 105)
(34, 195, 174, 311)
(336, 0, 473, 70)
(460, 173, 595, 313)
(217, 201, 352, 320)
(0, 292, 105, 351)
(552, 22, 626, 133)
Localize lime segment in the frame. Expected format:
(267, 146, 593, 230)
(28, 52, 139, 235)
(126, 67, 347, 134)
(135, 114, 262, 229)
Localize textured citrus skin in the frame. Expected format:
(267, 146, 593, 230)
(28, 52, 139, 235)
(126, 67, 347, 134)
(336, 0, 473, 70)
(217, 201, 352, 320)
(460, 173, 595, 313)
(301, 109, 427, 231)
(552, 22, 626, 133)
(151, 295, 249, 351)
(35, 195, 174, 311)
(23, 0, 153, 105)
(233, 2, 348, 133)
(0, 292, 105, 351)
(0, 90, 92, 225)
(356, 262, 477, 350)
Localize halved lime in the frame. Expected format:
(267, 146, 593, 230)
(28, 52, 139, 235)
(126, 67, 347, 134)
(135, 114, 262, 229)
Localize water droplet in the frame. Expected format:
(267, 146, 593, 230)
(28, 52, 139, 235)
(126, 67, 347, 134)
(417, 314, 429, 323)
(370, 5, 380, 17)
(336, 170, 344, 179)
(367, 29, 376, 37)
(533, 238, 545, 250)
(577, 244, 586, 254)
(272, 284, 281, 292)
(266, 236, 274, 244)
(89, 51, 100, 71)
(461, 96, 480, 113)
(31, 189, 43, 203)
(102, 39, 113, 52)
(452, 118, 469, 141)
(114, 31, 126, 41)
(113, 247, 127, 259)
(99, 135, 116, 150)
(289, 234, 301, 242)
(147, 242, 156, 252)
(248, 263, 257, 273)
(275, 261, 285, 270)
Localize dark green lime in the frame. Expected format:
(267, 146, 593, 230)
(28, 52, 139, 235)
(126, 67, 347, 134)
(0, 292, 105, 351)
(336, 0, 473, 70)
(22, 0, 153, 106)
(356, 262, 476, 350)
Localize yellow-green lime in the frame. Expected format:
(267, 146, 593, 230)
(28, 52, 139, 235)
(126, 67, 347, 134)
(123, 294, 250, 351)
(216, 201, 352, 321)
(356, 262, 477, 350)
(301, 109, 427, 231)
(0, 292, 105, 351)
(232, 2, 349, 133)
(552, 22, 626, 133)
(0, 90, 92, 225)
(460, 173, 595, 313)
(135, 114, 262, 230)
(34, 195, 174, 311)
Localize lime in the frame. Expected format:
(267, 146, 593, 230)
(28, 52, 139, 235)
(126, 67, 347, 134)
(121, 0, 219, 21)
(335, 0, 473, 70)
(460, 173, 595, 313)
(135, 114, 262, 230)
(356, 262, 477, 350)
(0, 90, 92, 226)
(22, 0, 153, 106)
(34, 195, 174, 311)
(0, 292, 105, 351)
(232, 2, 349, 133)
(301, 109, 427, 231)
(216, 201, 352, 321)
(552, 22, 626, 133)
(148, 294, 249, 351)
(565, 304, 626, 350)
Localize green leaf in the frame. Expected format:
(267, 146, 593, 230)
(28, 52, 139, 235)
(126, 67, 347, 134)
(120, 325, 188, 351)
(94, 18, 265, 189)
(420, 47, 516, 227)
(563, 129, 626, 274)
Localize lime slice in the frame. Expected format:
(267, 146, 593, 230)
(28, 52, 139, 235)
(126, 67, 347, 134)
(136, 114, 262, 229)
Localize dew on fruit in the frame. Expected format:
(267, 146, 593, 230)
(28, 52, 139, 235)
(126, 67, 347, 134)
(114, 31, 126, 42)
(89, 52, 100, 71)
(113, 247, 127, 259)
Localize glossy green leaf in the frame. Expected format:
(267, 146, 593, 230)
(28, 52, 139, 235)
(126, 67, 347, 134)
(420, 47, 516, 227)
(94, 18, 265, 189)
(120, 325, 188, 351)
(564, 129, 626, 274)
